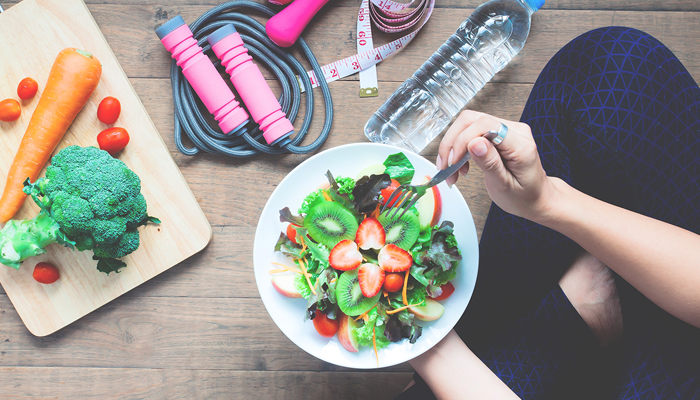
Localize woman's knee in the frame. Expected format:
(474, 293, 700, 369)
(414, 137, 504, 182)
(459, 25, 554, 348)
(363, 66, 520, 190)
(543, 26, 671, 77)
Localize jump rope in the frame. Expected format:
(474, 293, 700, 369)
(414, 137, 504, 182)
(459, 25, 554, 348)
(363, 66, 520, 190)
(157, 0, 433, 158)
(158, 1, 333, 158)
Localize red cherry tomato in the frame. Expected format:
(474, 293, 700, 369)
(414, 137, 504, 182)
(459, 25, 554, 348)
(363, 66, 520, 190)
(313, 311, 339, 338)
(429, 282, 455, 301)
(97, 96, 121, 124)
(97, 127, 130, 155)
(286, 224, 299, 245)
(0, 99, 21, 122)
(33, 262, 60, 284)
(380, 179, 401, 206)
(17, 77, 38, 100)
(383, 272, 404, 293)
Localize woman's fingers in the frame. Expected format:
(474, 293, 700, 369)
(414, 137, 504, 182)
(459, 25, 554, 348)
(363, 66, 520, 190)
(438, 110, 488, 168)
(468, 137, 510, 186)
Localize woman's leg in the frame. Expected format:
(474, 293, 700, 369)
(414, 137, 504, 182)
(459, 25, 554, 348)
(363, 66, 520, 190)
(399, 26, 700, 400)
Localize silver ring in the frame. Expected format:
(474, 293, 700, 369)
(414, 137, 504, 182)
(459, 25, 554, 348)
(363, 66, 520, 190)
(487, 123, 508, 146)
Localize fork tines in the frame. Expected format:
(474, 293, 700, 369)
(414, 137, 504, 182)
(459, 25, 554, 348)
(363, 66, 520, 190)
(380, 186, 419, 220)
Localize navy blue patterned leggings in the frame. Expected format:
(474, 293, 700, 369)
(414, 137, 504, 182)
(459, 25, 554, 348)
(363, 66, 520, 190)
(398, 27, 700, 399)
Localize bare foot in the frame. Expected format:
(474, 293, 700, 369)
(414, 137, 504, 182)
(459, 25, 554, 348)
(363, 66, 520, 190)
(559, 250, 623, 346)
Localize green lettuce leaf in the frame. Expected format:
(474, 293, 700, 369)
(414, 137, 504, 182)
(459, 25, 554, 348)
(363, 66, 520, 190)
(385, 287, 425, 343)
(304, 238, 330, 269)
(433, 267, 458, 288)
(383, 153, 415, 184)
(274, 233, 305, 259)
(410, 221, 461, 290)
(353, 306, 391, 349)
(298, 190, 326, 215)
(294, 274, 314, 300)
(325, 171, 358, 214)
(279, 207, 305, 226)
(419, 221, 462, 272)
(305, 268, 338, 321)
(335, 176, 356, 201)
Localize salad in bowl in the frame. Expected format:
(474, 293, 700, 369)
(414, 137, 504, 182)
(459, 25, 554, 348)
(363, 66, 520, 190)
(254, 143, 478, 369)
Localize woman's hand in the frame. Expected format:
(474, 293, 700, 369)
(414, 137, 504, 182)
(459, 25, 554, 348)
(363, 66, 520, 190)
(437, 110, 560, 221)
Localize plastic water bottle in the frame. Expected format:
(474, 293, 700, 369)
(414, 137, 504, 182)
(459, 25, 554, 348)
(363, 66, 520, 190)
(364, 0, 544, 153)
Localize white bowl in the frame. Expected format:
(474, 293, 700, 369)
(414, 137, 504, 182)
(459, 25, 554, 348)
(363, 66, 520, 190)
(253, 143, 479, 369)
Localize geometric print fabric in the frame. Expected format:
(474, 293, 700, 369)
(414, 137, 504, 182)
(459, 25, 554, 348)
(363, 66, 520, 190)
(398, 26, 700, 400)
(468, 26, 700, 400)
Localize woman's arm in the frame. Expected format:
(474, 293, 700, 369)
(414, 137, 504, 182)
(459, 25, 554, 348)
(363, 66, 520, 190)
(437, 110, 700, 328)
(409, 330, 519, 400)
(536, 178, 700, 328)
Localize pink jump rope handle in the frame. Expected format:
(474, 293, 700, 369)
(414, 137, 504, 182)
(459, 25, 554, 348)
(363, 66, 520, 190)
(156, 16, 249, 134)
(266, 0, 332, 48)
(209, 25, 295, 146)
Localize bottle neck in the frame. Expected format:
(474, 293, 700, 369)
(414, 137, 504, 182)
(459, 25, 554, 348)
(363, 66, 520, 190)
(518, 0, 538, 15)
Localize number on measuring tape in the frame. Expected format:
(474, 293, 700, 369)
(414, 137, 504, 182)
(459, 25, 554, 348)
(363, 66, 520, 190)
(300, 0, 435, 95)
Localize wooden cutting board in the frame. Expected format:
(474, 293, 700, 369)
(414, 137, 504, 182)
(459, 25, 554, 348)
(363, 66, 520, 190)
(0, 0, 212, 336)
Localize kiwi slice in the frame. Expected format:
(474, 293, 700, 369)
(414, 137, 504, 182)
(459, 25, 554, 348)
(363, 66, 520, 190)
(336, 269, 380, 316)
(378, 211, 420, 250)
(304, 201, 358, 249)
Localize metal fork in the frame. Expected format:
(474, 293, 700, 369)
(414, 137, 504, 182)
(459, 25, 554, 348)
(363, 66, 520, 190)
(380, 130, 500, 219)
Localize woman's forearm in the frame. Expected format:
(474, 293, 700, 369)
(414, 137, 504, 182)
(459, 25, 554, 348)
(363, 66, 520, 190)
(537, 178, 700, 327)
(409, 330, 519, 400)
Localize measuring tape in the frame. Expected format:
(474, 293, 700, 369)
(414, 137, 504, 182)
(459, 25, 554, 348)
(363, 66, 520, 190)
(302, 0, 435, 97)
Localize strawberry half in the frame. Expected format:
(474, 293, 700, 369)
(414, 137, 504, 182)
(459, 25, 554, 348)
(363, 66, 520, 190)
(378, 244, 413, 272)
(358, 263, 385, 297)
(329, 240, 363, 271)
(356, 217, 386, 250)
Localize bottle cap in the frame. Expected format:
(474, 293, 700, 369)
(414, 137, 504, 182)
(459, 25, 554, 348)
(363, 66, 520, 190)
(208, 24, 238, 46)
(155, 15, 186, 39)
(524, 0, 544, 12)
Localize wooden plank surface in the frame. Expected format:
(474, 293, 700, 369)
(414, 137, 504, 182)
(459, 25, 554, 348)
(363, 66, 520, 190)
(4, 0, 700, 10)
(1, 0, 698, 398)
(0, 0, 211, 337)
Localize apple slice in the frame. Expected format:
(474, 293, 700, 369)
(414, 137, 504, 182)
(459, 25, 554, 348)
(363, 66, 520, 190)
(337, 313, 360, 352)
(356, 164, 386, 180)
(271, 274, 303, 298)
(415, 175, 442, 227)
(409, 299, 445, 321)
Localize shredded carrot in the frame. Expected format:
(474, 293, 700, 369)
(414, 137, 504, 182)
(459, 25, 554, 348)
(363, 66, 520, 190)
(386, 302, 424, 315)
(268, 267, 308, 276)
(369, 203, 381, 220)
(298, 257, 316, 296)
(322, 191, 333, 201)
(299, 235, 307, 253)
(270, 262, 308, 276)
(402, 270, 409, 306)
(269, 268, 288, 274)
(354, 304, 377, 322)
(373, 326, 379, 366)
(382, 290, 389, 298)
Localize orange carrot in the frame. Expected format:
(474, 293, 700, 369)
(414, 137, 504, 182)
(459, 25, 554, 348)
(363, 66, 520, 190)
(322, 191, 333, 202)
(373, 326, 378, 366)
(402, 270, 409, 306)
(0, 48, 101, 223)
(386, 302, 424, 315)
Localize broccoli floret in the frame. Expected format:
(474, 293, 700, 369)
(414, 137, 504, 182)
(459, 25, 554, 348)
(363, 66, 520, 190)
(0, 146, 157, 274)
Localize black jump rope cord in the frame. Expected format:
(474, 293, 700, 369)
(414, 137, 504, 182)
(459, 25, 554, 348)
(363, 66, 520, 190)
(170, 1, 334, 157)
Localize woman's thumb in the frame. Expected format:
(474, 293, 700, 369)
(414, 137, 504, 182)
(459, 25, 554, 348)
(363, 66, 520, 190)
(468, 137, 507, 179)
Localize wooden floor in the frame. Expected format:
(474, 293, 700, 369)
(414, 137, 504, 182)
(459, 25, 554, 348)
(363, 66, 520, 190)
(1, 0, 698, 398)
